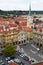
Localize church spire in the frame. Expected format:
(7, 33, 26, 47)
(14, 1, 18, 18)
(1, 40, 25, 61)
(27, 2, 33, 27)
(29, 2, 31, 16)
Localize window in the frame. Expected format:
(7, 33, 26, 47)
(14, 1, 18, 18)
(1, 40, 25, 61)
(24, 40, 26, 43)
(16, 41, 17, 44)
(37, 43, 39, 46)
(40, 44, 42, 47)
(19, 41, 20, 44)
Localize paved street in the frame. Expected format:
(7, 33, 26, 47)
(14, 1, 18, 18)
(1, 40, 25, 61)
(15, 54, 30, 65)
(0, 55, 8, 65)
(0, 42, 43, 65)
(0, 52, 30, 65)
(21, 42, 43, 62)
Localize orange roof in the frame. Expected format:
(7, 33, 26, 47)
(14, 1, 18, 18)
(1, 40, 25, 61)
(23, 27, 32, 32)
(17, 24, 22, 30)
(0, 16, 30, 34)
(0, 26, 3, 30)
(37, 26, 42, 30)
(9, 62, 18, 65)
(8, 23, 17, 27)
(19, 21, 27, 26)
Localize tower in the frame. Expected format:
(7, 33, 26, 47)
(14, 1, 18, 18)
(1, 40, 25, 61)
(29, 2, 31, 16)
(27, 3, 33, 27)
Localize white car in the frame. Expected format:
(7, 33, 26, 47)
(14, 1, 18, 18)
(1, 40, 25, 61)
(8, 60, 11, 64)
(10, 60, 14, 62)
(5, 57, 10, 61)
(8, 60, 14, 64)
(37, 48, 40, 51)
(14, 58, 21, 64)
(20, 54, 25, 58)
(1, 62, 5, 65)
(0, 60, 3, 63)
(5, 58, 8, 61)
(20, 53, 27, 58)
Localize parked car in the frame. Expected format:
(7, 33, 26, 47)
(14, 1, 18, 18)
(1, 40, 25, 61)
(14, 58, 21, 64)
(20, 53, 25, 58)
(23, 56, 29, 61)
(0, 52, 3, 55)
(5, 57, 11, 61)
(14, 58, 24, 65)
(8, 60, 14, 64)
(20, 53, 27, 58)
(10, 56, 15, 59)
(1, 62, 5, 65)
(20, 62, 25, 65)
(16, 51, 21, 56)
(7, 60, 11, 64)
(37, 48, 40, 51)
(0, 60, 3, 63)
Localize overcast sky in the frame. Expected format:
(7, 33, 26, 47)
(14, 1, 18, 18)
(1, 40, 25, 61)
(0, 0, 43, 11)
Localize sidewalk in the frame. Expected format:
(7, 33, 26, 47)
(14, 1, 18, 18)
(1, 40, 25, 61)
(31, 44, 43, 55)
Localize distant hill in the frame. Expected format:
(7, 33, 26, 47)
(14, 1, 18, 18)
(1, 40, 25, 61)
(0, 10, 43, 15)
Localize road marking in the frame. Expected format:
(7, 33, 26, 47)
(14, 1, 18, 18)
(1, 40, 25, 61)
(31, 44, 40, 51)
(30, 50, 37, 54)
(38, 54, 43, 59)
(31, 44, 37, 49)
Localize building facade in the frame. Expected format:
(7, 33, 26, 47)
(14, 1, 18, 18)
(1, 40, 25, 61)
(33, 23, 43, 48)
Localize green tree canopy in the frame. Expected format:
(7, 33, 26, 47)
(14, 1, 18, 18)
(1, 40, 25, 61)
(15, 21, 19, 25)
(3, 44, 16, 57)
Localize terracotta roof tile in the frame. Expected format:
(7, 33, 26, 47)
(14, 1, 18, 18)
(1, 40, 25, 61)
(37, 26, 42, 30)
(9, 62, 18, 65)
(19, 21, 27, 26)
(23, 27, 32, 32)
(8, 23, 17, 27)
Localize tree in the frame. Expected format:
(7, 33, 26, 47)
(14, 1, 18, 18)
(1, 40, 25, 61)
(15, 21, 19, 25)
(3, 44, 16, 57)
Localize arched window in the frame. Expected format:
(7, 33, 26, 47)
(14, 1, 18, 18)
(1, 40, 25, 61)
(37, 43, 39, 46)
(40, 44, 42, 47)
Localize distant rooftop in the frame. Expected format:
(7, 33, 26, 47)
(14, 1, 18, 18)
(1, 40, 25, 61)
(0, 10, 43, 15)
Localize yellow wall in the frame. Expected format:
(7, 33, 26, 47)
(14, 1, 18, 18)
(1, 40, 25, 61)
(27, 31, 33, 39)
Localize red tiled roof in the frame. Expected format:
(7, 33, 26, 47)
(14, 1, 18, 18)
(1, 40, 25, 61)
(8, 23, 17, 27)
(23, 27, 32, 32)
(19, 21, 27, 26)
(0, 16, 32, 34)
(9, 62, 18, 65)
(0, 26, 3, 30)
(37, 26, 42, 30)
